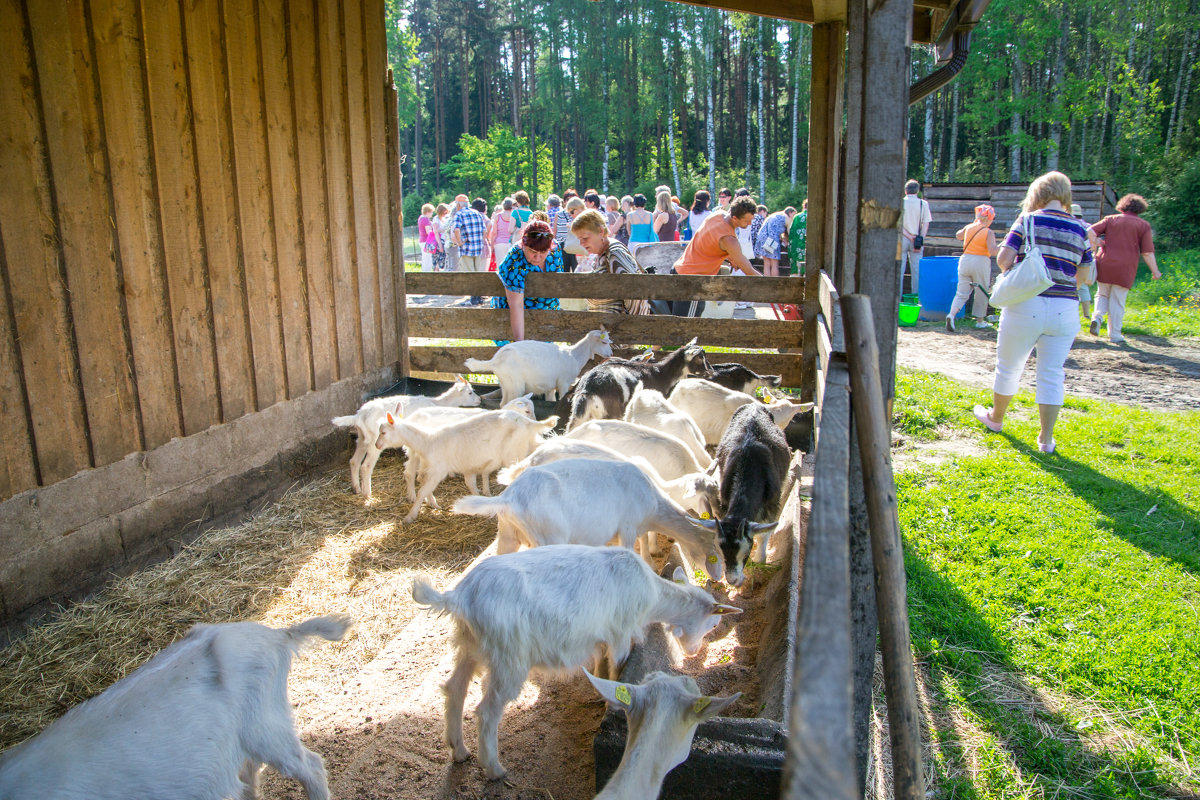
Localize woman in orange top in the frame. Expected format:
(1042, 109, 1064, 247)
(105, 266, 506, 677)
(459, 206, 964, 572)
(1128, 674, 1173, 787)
(946, 204, 999, 331)
(670, 196, 761, 316)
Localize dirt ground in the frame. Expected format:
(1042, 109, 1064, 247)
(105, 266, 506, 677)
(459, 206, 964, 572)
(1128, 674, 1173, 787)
(897, 324, 1200, 410)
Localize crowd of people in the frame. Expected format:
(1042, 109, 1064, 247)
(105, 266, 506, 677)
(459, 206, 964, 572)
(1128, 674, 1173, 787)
(413, 186, 808, 330)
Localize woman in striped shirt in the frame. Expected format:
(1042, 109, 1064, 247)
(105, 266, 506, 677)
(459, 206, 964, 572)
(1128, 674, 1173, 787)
(973, 171, 1093, 455)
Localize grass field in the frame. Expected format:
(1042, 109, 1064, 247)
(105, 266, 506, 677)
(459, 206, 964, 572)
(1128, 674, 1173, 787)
(1118, 249, 1200, 339)
(893, 369, 1200, 798)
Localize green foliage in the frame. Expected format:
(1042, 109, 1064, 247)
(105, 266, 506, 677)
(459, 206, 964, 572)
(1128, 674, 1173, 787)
(441, 125, 553, 200)
(1148, 158, 1200, 250)
(896, 369, 1200, 797)
(1121, 249, 1200, 338)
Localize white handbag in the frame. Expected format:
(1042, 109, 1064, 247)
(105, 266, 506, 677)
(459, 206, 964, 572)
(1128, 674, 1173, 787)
(989, 213, 1054, 307)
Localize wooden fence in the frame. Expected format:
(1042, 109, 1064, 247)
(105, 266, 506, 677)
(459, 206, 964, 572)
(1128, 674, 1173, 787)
(404, 271, 805, 383)
(0, 0, 401, 501)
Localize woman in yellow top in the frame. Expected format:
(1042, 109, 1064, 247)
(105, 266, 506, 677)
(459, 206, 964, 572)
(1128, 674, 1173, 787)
(946, 203, 999, 332)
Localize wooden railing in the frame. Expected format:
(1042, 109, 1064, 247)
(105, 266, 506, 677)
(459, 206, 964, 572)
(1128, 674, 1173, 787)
(403, 271, 806, 386)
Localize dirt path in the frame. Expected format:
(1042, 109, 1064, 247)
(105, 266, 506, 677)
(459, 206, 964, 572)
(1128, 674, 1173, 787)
(897, 325, 1200, 411)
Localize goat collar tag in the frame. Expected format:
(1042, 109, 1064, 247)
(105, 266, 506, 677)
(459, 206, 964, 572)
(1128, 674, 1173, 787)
(615, 685, 632, 706)
(692, 697, 711, 714)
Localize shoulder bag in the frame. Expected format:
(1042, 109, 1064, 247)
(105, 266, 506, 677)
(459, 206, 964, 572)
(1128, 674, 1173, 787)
(989, 213, 1053, 307)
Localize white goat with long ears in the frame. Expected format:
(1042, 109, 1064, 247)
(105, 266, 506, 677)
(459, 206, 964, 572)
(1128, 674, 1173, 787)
(668, 379, 812, 445)
(464, 328, 613, 405)
(0, 615, 351, 800)
(411, 545, 739, 780)
(623, 385, 710, 466)
(453, 458, 724, 579)
(333, 377, 480, 500)
(382, 409, 558, 523)
(376, 394, 535, 506)
(586, 670, 740, 800)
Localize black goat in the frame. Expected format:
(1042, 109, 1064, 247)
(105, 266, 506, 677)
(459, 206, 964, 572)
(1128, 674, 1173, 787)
(566, 338, 711, 430)
(707, 363, 783, 395)
(712, 403, 788, 586)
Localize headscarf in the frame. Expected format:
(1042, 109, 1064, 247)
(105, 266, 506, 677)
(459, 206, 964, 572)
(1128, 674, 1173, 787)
(975, 204, 995, 223)
(522, 220, 553, 252)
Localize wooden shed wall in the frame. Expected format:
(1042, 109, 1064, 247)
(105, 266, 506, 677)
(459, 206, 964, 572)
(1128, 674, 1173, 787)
(0, 0, 400, 502)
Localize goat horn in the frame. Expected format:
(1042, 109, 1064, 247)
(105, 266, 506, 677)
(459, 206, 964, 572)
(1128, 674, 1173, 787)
(713, 604, 743, 615)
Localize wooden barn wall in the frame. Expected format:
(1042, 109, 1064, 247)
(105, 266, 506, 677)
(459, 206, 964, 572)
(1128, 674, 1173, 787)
(0, 0, 400, 502)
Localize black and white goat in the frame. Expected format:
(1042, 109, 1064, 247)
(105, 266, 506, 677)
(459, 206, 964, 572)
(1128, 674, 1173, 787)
(566, 337, 710, 430)
(712, 403, 791, 587)
(706, 362, 783, 395)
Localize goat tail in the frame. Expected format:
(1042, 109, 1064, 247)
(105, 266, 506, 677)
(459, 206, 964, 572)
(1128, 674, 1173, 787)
(286, 614, 354, 643)
(463, 356, 495, 374)
(412, 577, 455, 616)
(496, 461, 525, 485)
(332, 415, 357, 428)
(451, 495, 508, 517)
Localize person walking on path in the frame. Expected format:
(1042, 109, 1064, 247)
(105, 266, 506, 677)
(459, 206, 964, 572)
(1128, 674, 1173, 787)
(946, 204, 999, 331)
(973, 171, 1093, 455)
(900, 179, 931, 295)
(1087, 193, 1161, 344)
(452, 197, 490, 305)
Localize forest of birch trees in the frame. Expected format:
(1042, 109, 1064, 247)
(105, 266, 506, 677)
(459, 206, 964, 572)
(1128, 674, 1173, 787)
(387, 0, 1199, 236)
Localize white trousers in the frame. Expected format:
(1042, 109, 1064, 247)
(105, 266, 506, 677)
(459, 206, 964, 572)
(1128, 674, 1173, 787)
(493, 243, 511, 266)
(1093, 283, 1130, 341)
(948, 254, 992, 319)
(900, 237, 921, 294)
(419, 250, 432, 271)
(993, 295, 1079, 406)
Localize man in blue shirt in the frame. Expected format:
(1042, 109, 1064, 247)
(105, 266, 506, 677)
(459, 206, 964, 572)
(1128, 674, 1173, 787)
(452, 197, 491, 305)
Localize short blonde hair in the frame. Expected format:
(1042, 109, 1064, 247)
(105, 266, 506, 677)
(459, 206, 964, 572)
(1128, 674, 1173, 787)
(565, 196, 586, 214)
(1022, 171, 1072, 213)
(570, 208, 609, 237)
(421, 203, 434, 216)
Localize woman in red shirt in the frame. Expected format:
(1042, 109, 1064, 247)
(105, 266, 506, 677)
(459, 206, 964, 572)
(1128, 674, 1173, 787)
(1087, 194, 1161, 344)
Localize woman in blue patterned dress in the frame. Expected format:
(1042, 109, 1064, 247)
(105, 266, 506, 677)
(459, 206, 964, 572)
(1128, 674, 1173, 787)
(754, 207, 796, 278)
(491, 220, 562, 342)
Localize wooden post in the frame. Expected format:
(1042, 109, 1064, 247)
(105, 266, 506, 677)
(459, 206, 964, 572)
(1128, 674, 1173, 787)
(841, 294, 925, 800)
(386, 72, 410, 379)
(781, 357, 856, 800)
(801, 21, 845, 403)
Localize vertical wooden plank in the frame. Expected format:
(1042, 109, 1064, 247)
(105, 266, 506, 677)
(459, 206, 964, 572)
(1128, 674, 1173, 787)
(28, 0, 143, 465)
(364, 0, 397, 363)
(141, 0, 220, 435)
(782, 358, 856, 800)
(288, 0, 338, 390)
(259, 0, 313, 398)
(184, 0, 256, 421)
(0, 0, 90, 485)
(343, 0, 382, 370)
(801, 21, 845, 403)
(0, 231, 39, 496)
(318, 0, 363, 377)
(385, 75, 410, 378)
(92, 0, 183, 449)
(224, 0, 286, 407)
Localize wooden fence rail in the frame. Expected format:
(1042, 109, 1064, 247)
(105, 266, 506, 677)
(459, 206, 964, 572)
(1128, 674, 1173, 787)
(406, 272, 805, 304)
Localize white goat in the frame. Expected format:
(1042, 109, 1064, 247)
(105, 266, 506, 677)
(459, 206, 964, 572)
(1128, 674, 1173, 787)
(668, 380, 813, 445)
(333, 377, 480, 500)
(586, 670, 740, 800)
(377, 395, 536, 506)
(452, 458, 724, 578)
(0, 615, 351, 800)
(381, 409, 558, 523)
(464, 329, 613, 405)
(497, 438, 720, 520)
(565, 419, 706, 481)
(623, 386, 711, 466)
(411, 545, 739, 780)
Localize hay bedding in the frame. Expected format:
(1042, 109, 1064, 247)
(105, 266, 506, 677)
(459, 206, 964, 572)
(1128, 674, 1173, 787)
(0, 445, 774, 800)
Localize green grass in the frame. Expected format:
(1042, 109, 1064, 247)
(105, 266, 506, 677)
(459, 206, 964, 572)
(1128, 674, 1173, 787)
(894, 368, 1200, 798)
(1122, 249, 1200, 339)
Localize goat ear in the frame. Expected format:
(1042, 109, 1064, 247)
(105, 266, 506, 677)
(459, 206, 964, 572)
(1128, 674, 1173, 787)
(761, 388, 775, 402)
(713, 603, 743, 616)
(792, 401, 815, 412)
(704, 459, 719, 476)
(671, 566, 689, 585)
(386, 412, 395, 425)
(689, 692, 742, 721)
(540, 415, 559, 428)
(684, 336, 698, 348)
(690, 515, 717, 531)
(749, 521, 778, 535)
(583, 670, 635, 709)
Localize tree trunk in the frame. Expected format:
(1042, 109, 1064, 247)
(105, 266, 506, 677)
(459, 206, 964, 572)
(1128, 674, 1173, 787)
(706, 32, 717, 194)
(790, 25, 800, 188)
(667, 42, 680, 195)
(949, 82, 959, 180)
(414, 61, 422, 196)
(460, 26, 470, 138)
(1009, 49, 1022, 181)
(923, 54, 934, 182)
(1175, 17, 1199, 150)
(758, 18, 767, 201)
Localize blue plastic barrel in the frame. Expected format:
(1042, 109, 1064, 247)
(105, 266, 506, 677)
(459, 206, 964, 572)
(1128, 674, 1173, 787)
(917, 255, 965, 320)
